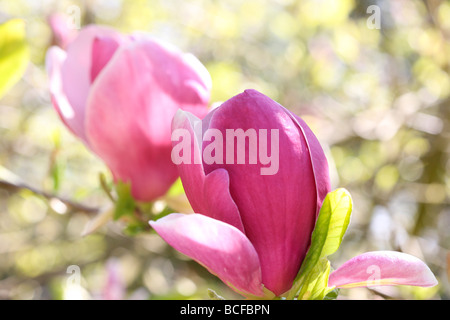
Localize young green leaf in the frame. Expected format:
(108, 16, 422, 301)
(113, 181, 136, 220)
(287, 188, 353, 299)
(0, 19, 29, 98)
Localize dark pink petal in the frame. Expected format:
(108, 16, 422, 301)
(171, 110, 245, 232)
(149, 214, 264, 297)
(284, 111, 331, 219)
(328, 251, 438, 289)
(203, 89, 322, 295)
(171, 109, 206, 212)
(203, 169, 246, 232)
(90, 36, 123, 82)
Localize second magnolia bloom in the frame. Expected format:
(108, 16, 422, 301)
(151, 89, 331, 297)
(46, 25, 211, 201)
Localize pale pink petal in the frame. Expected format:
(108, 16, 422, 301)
(46, 46, 88, 143)
(60, 25, 126, 143)
(134, 38, 211, 119)
(47, 13, 77, 49)
(328, 251, 438, 289)
(149, 214, 264, 297)
(86, 42, 177, 201)
(180, 53, 212, 105)
(134, 37, 211, 112)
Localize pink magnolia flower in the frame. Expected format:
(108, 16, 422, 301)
(47, 13, 78, 49)
(150, 89, 331, 297)
(46, 25, 211, 201)
(150, 90, 438, 299)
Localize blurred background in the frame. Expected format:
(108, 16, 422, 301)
(0, 0, 448, 300)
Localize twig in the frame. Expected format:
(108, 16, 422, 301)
(0, 179, 100, 214)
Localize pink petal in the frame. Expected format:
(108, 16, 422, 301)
(328, 251, 438, 289)
(179, 53, 212, 106)
(203, 169, 246, 232)
(149, 214, 264, 297)
(285, 112, 331, 219)
(202, 89, 321, 295)
(47, 13, 77, 49)
(86, 38, 209, 201)
(86, 43, 175, 201)
(60, 25, 127, 143)
(171, 110, 245, 232)
(135, 38, 211, 117)
(171, 109, 206, 212)
(90, 36, 123, 82)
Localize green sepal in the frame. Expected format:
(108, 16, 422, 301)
(324, 288, 340, 300)
(113, 181, 136, 220)
(123, 220, 149, 236)
(287, 188, 353, 300)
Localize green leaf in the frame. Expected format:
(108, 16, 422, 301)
(0, 19, 29, 98)
(287, 188, 353, 300)
(113, 181, 136, 220)
(123, 220, 148, 236)
(99, 172, 116, 203)
(296, 258, 332, 300)
(50, 158, 65, 192)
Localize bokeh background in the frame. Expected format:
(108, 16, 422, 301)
(0, 0, 449, 300)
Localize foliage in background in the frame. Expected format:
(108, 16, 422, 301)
(0, 19, 28, 98)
